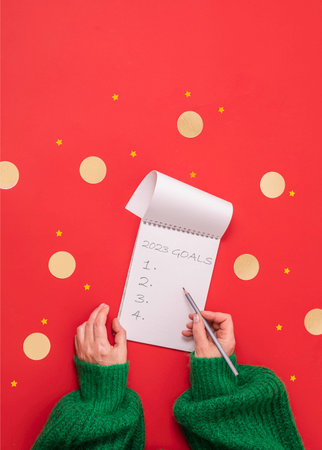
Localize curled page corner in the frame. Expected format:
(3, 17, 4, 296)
(125, 170, 158, 218)
(125, 170, 233, 239)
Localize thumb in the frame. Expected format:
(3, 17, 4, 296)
(192, 314, 209, 350)
(112, 317, 127, 347)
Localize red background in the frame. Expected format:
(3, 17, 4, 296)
(2, 1, 322, 449)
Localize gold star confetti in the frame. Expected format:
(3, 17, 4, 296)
(11, 380, 18, 387)
(218, 107, 224, 114)
(56, 139, 63, 147)
(276, 324, 283, 331)
(284, 268, 290, 274)
(190, 172, 196, 178)
(41, 318, 48, 325)
(84, 283, 90, 291)
(185, 91, 191, 97)
(112, 94, 118, 101)
(289, 190, 295, 197)
(290, 375, 296, 382)
(56, 230, 62, 237)
(130, 151, 137, 157)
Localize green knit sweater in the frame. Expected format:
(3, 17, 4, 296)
(32, 353, 304, 449)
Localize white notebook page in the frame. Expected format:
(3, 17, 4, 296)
(118, 170, 233, 352)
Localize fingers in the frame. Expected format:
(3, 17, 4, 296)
(201, 312, 234, 339)
(200, 311, 233, 325)
(182, 329, 193, 337)
(84, 303, 108, 343)
(188, 311, 234, 341)
(93, 304, 110, 344)
(188, 312, 232, 328)
(185, 319, 219, 332)
(112, 317, 127, 347)
(93, 305, 110, 341)
(192, 313, 209, 349)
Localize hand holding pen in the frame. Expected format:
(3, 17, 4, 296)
(182, 288, 238, 376)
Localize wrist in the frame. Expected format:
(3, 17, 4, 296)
(190, 352, 238, 400)
(74, 354, 129, 412)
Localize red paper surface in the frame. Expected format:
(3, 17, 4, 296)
(2, 1, 322, 449)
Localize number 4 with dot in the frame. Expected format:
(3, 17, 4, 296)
(132, 310, 144, 320)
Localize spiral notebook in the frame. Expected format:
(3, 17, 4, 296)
(118, 170, 233, 352)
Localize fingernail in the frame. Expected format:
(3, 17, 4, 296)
(100, 303, 108, 307)
(193, 314, 199, 323)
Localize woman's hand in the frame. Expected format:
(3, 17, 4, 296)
(75, 303, 127, 366)
(182, 311, 235, 358)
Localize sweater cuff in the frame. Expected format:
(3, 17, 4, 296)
(190, 352, 238, 401)
(74, 355, 129, 412)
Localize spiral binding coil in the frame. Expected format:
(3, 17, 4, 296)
(142, 219, 219, 240)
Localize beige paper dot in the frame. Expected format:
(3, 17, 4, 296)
(23, 333, 51, 360)
(234, 254, 259, 280)
(48, 251, 76, 279)
(0, 161, 19, 189)
(177, 111, 203, 138)
(80, 156, 107, 184)
(304, 309, 322, 335)
(260, 172, 285, 198)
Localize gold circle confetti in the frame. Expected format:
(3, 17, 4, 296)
(0, 161, 19, 189)
(304, 309, 322, 335)
(234, 254, 259, 280)
(260, 172, 285, 198)
(23, 333, 51, 360)
(79, 156, 107, 184)
(177, 111, 203, 138)
(48, 251, 76, 279)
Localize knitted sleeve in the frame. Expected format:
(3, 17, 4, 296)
(32, 355, 145, 450)
(173, 353, 304, 450)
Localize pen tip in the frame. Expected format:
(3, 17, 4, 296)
(182, 287, 187, 294)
